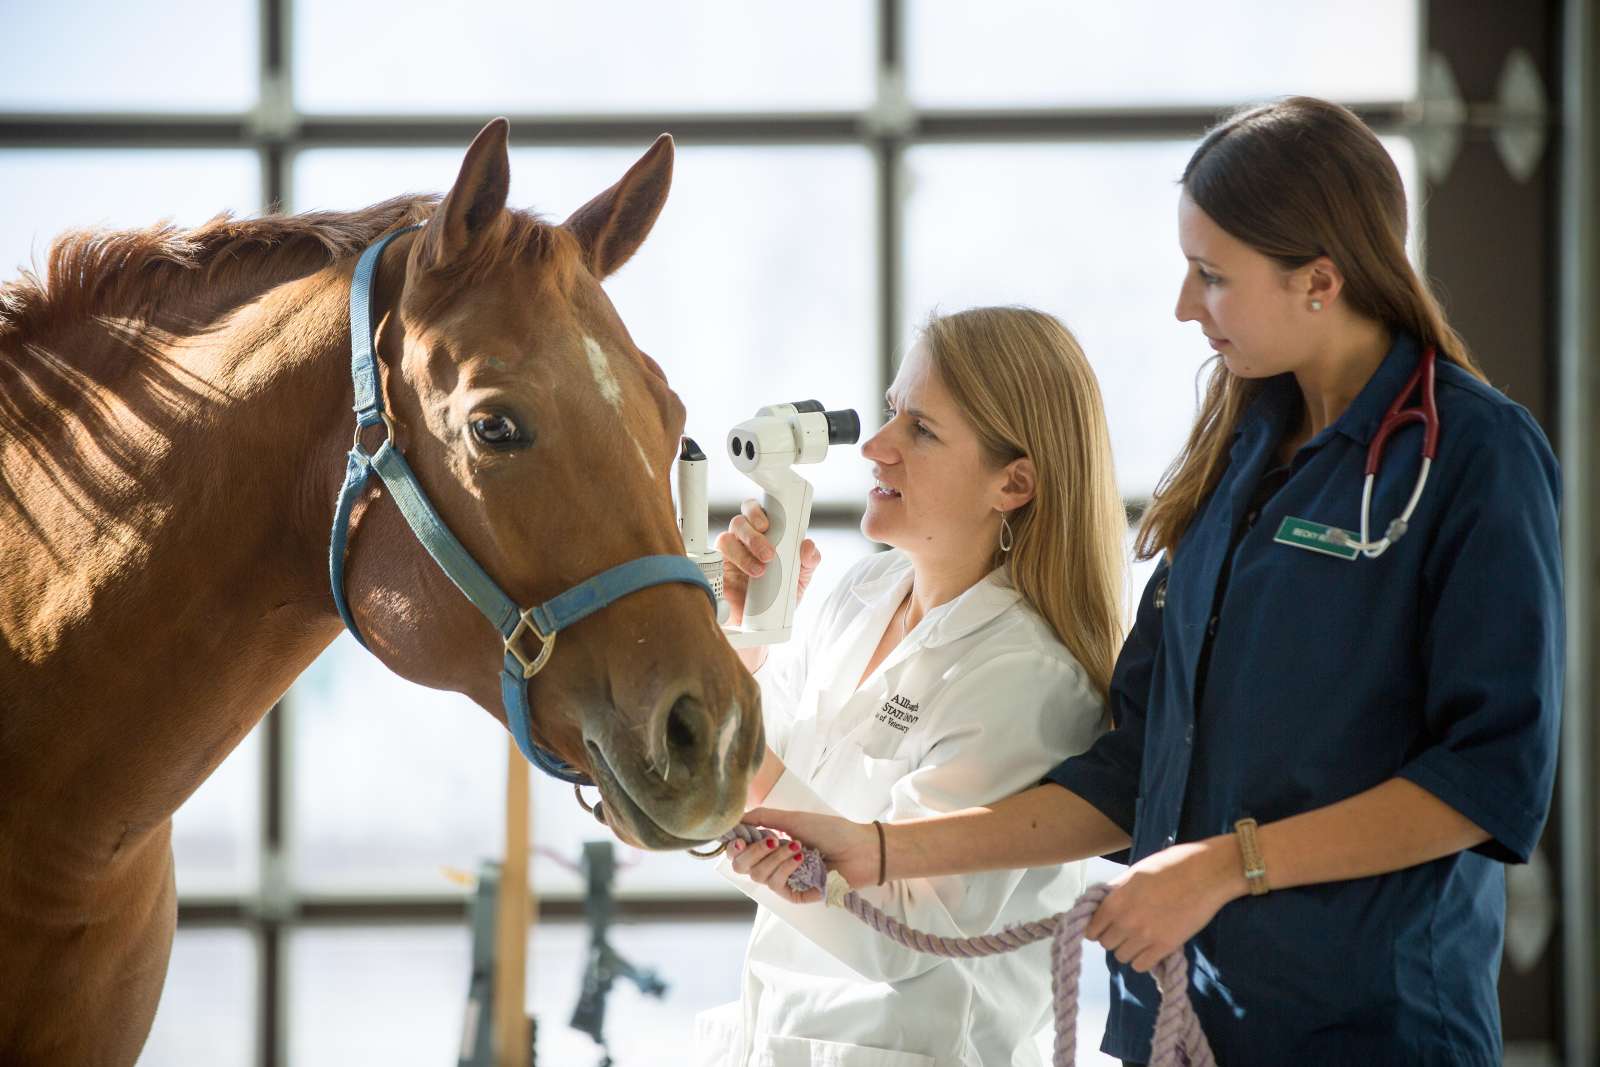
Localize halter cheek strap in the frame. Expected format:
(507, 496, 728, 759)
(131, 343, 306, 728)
(329, 224, 714, 785)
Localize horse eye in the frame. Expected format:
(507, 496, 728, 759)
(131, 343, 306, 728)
(471, 414, 522, 447)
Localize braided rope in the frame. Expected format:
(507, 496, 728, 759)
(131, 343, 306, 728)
(717, 827, 1215, 1067)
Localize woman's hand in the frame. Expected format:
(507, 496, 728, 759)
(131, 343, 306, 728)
(727, 830, 816, 904)
(716, 499, 821, 628)
(1085, 835, 1247, 973)
(744, 806, 881, 891)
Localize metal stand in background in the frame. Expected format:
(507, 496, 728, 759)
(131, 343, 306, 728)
(459, 860, 536, 1067)
(569, 840, 667, 1067)
(455, 779, 665, 1067)
(459, 742, 537, 1067)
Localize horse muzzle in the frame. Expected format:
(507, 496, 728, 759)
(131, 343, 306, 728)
(581, 694, 762, 850)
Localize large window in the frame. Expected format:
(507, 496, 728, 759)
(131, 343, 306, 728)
(904, 1, 1417, 107)
(294, 1, 876, 114)
(1, 3, 1421, 1064)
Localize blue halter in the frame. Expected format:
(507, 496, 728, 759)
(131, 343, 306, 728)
(329, 225, 715, 786)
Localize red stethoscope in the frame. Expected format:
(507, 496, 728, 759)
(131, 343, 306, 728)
(1329, 345, 1441, 558)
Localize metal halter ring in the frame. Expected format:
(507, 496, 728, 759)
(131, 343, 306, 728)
(352, 410, 397, 453)
(504, 607, 558, 680)
(572, 783, 726, 856)
(573, 783, 607, 826)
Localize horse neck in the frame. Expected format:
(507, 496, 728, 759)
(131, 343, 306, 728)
(0, 263, 362, 869)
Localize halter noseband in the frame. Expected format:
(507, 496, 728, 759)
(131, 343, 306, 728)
(328, 225, 714, 785)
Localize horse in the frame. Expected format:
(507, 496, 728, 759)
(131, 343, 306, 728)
(0, 119, 763, 1065)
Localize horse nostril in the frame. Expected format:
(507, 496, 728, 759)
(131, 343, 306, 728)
(665, 695, 703, 759)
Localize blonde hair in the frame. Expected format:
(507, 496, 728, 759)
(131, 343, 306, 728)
(921, 307, 1126, 701)
(1138, 96, 1489, 561)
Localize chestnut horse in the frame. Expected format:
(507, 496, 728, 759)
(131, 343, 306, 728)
(0, 120, 761, 1065)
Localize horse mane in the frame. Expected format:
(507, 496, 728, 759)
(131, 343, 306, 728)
(0, 195, 570, 343)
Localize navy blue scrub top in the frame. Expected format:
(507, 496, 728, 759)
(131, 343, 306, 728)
(1047, 332, 1563, 1066)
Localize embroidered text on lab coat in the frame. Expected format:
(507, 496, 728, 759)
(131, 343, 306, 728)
(876, 693, 921, 733)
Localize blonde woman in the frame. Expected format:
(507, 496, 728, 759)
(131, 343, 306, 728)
(694, 307, 1127, 1067)
(751, 98, 1563, 1066)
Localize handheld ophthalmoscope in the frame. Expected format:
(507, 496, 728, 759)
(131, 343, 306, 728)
(676, 436, 731, 627)
(677, 401, 860, 647)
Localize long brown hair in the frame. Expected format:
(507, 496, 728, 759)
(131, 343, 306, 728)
(921, 307, 1126, 701)
(1137, 96, 1489, 561)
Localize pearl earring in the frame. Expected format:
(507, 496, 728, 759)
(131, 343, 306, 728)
(1310, 300, 1323, 312)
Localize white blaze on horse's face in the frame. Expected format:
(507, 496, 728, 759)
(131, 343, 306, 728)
(583, 335, 623, 409)
(583, 332, 659, 479)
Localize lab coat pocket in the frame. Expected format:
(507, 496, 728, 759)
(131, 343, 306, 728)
(757, 1034, 936, 1067)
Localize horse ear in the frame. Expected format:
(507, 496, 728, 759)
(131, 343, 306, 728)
(420, 117, 512, 272)
(563, 134, 674, 279)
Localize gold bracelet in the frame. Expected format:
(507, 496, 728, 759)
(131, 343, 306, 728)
(1234, 817, 1269, 896)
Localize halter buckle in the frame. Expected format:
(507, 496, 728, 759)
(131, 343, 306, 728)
(505, 607, 557, 679)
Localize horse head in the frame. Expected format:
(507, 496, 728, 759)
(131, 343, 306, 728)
(342, 119, 761, 849)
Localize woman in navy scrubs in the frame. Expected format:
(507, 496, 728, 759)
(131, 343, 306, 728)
(744, 96, 1563, 1066)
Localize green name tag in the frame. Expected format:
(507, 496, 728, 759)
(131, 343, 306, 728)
(1273, 516, 1360, 561)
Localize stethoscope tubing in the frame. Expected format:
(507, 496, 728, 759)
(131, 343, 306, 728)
(1329, 346, 1440, 559)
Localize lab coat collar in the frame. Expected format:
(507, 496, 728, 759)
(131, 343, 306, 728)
(1234, 374, 1299, 456)
(1233, 331, 1423, 454)
(847, 552, 913, 605)
(1327, 330, 1423, 447)
(849, 550, 1023, 649)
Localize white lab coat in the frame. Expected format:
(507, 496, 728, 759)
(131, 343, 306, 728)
(695, 548, 1107, 1067)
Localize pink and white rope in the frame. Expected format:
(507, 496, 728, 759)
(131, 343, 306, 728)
(717, 826, 1215, 1067)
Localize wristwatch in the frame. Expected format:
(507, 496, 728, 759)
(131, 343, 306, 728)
(1234, 817, 1270, 896)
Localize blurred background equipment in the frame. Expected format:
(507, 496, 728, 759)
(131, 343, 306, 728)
(568, 841, 668, 1067)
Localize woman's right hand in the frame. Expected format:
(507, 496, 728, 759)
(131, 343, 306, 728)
(744, 806, 881, 891)
(715, 499, 821, 630)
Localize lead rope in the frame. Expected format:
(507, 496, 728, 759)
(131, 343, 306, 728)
(715, 824, 1215, 1067)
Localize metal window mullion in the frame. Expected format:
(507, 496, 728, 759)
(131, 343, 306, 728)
(877, 0, 904, 400)
(254, 0, 292, 1060)
(1560, 1, 1598, 1063)
(0, 104, 1416, 151)
(258, 699, 290, 1067)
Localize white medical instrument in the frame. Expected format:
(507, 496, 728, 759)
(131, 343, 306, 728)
(1328, 345, 1440, 558)
(675, 437, 731, 627)
(676, 401, 860, 647)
